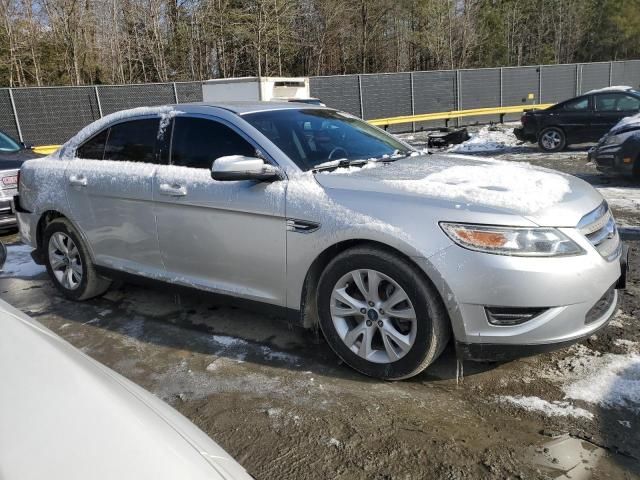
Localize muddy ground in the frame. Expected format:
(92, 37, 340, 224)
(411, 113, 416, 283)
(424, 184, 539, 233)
(1, 128, 639, 479)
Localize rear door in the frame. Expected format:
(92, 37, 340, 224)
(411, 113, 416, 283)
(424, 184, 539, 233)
(66, 117, 165, 275)
(153, 115, 287, 305)
(593, 92, 640, 139)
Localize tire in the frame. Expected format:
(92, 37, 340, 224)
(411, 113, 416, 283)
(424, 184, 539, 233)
(43, 218, 111, 301)
(538, 127, 566, 152)
(317, 246, 450, 380)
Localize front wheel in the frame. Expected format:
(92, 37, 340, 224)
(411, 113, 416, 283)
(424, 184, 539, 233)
(317, 246, 450, 380)
(538, 127, 566, 152)
(44, 218, 111, 301)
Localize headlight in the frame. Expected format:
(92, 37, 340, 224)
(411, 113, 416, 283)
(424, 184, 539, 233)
(440, 223, 585, 257)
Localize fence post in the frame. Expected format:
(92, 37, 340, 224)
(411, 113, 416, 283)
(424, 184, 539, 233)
(410, 72, 415, 133)
(538, 65, 543, 104)
(609, 61, 614, 87)
(7, 88, 23, 143)
(173, 82, 179, 103)
(456, 69, 461, 127)
(94, 86, 103, 118)
(357, 75, 364, 119)
(499, 67, 503, 107)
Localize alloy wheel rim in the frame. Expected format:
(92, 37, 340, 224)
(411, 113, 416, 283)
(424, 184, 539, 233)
(330, 269, 417, 364)
(48, 232, 82, 290)
(542, 130, 561, 149)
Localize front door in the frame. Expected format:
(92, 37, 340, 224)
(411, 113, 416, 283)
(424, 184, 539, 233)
(153, 115, 287, 305)
(66, 117, 165, 274)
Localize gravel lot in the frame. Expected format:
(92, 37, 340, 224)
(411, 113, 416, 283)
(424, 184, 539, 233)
(1, 125, 639, 479)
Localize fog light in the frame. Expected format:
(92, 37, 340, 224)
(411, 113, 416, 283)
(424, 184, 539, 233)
(485, 307, 547, 326)
(623, 157, 632, 164)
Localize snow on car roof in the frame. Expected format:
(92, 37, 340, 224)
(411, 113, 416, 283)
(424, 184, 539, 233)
(585, 85, 634, 94)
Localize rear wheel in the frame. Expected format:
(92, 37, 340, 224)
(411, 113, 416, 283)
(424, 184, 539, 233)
(44, 218, 111, 301)
(317, 246, 450, 380)
(538, 127, 566, 152)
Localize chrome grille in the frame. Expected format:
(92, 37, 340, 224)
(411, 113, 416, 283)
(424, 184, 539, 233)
(578, 202, 621, 261)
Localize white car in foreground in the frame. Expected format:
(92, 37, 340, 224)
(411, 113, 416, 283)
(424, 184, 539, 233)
(0, 271, 252, 479)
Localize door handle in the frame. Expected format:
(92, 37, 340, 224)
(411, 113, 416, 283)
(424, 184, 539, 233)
(68, 174, 87, 187)
(159, 183, 187, 196)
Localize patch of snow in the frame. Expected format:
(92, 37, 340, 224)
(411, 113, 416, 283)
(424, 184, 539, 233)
(618, 420, 631, 428)
(562, 352, 640, 412)
(382, 163, 571, 214)
(585, 85, 633, 94)
(0, 244, 45, 278)
(327, 438, 342, 447)
(211, 334, 249, 349)
(261, 345, 301, 365)
(614, 339, 638, 352)
(448, 126, 520, 153)
(498, 395, 593, 420)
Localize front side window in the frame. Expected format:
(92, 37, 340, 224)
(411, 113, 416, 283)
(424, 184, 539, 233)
(243, 109, 411, 171)
(76, 129, 108, 159)
(595, 93, 640, 112)
(562, 97, 589, 112)
(170, 117, 255, 169)
(103, 118, 160, 163)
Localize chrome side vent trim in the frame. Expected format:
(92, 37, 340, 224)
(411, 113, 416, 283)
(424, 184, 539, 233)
(578, 202, 621, 261)
(485, 307, 547, 326)
(286, 219, 320, 234)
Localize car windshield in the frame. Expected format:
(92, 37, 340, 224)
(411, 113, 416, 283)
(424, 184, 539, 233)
(243, 109, 412, 171)
(0, 131, 21, 153)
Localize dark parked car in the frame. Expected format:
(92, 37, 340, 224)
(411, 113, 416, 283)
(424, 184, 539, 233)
(588, 114, 640, 177)
(0, 129, 43, 228)
(514, 87, 640, 152)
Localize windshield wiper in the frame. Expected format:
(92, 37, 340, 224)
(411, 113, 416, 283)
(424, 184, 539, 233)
(311, 150, 415, 173)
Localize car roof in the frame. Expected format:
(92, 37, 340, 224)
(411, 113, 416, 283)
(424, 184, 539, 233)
(178, 101, 327, 114)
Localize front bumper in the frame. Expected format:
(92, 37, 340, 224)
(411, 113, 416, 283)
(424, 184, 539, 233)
(420, 228, 626, 360)
(589, 144, 636, 176)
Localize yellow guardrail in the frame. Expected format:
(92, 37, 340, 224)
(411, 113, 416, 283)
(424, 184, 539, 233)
(368, 103, 554, 127)
(32, 144, 61, 155)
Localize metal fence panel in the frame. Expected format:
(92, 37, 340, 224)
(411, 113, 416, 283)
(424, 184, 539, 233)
(0, 89, 19, 141)
(360, 73, 412, 133)
(611, 60, 640, 89)
(579, 62, 610, 94)
(97, 83, 176, 115)
(309, 75, 361, 117)
(412, 70, 456, 129)
(540, 64, 577, 103)
(175, 82, 203, 103)
(12, 86, 100, 145)
(502, 66, 540, 120)
(459, 68, 501, 123)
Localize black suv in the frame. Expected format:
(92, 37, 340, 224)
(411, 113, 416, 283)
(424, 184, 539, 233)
(514, 87, 640, 151)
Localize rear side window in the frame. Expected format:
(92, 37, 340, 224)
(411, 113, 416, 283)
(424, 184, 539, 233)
(595, 93, 640, 112)
(103, 118, 160, 163)
(562, 97, 589, 111)
(170, 117, 255, 169)
(77, 129, 108, 159)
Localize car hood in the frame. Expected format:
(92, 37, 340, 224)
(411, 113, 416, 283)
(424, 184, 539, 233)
(0, 300, 252, 480)
(313, 154, 603, 227)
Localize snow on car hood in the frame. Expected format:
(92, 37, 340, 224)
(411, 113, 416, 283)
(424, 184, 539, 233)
(314, 154, 604, 227)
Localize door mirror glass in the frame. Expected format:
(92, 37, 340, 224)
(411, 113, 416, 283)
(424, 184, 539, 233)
(211, 155, 281, 182)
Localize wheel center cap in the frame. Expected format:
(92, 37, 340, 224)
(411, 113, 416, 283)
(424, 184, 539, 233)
(367, 309, 379, 321)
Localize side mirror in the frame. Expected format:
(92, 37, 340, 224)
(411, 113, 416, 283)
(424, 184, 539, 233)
(211, 155, 281, 182)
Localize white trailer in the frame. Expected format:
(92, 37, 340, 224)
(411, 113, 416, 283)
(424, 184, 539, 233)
(202, 76, 323, 105)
